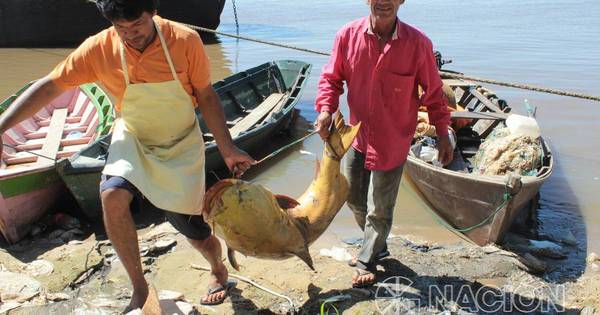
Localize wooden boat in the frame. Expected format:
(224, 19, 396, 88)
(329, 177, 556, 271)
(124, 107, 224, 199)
(0, 83, 114, 243)
(0, 0, 226, 47)
(405, 71, 553, 246)
(57, 60, 312, 219)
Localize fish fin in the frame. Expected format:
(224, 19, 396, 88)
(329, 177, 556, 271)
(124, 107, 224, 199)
(314, 157, 321, 179)
(326, 112, 361, 158)
(295, 248, 315, 270)
(227, 246, 240, 271)
(275, 195, 301, 209)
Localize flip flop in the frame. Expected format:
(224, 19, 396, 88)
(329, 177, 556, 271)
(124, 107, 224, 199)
(200, 280, 237, 305)
(352, 269, 376, 288)
(347, 249, 391, 267)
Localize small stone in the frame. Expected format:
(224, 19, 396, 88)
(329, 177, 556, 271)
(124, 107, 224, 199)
(498, 250, 518, 258)
(591, 263, 600, 272)
(159, 290, 184, 301)
(0, 271, 42, 302)
(0, 301, 21, 313)
(46, 292, 70, 301)
(23, 260, 54, 277)
(482, 245, 500, 254)
(151, 238, 177, 252)
(139, 245, 150, 256)
(586, 252, 599, 264)
(175, 301, 196, 314)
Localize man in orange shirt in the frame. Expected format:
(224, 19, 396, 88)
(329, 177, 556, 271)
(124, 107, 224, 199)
(0, 0, 253, 310)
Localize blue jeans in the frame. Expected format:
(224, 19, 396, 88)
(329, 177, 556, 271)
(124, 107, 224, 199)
(346, 148, 404, 269)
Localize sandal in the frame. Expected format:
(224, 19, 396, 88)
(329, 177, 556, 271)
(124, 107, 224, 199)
(352, 268, 376, 288)
(200, 280, 237, 305)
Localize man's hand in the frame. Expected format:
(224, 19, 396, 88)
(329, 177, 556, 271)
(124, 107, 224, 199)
(436, 135, 454, 166)
(0, 136, 3, 161)
(222, 146, 256, 178)
(314, 111, 332, 140)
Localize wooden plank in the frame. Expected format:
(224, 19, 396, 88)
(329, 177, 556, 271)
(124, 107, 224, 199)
(36, 108, 68, 165)
(265, 92, 290, 121)
(470, 89, 503, 113)
(442, 79, 477, 87)
(451, 111, 508, 120)
(229, 93, 284, 138)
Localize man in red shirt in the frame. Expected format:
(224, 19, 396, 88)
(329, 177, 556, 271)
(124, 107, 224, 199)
(314, 0, 452, 287)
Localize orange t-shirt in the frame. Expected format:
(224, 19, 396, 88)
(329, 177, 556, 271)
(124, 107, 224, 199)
(49, 16, 211, 112)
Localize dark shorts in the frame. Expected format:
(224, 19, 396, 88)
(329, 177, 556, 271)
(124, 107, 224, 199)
(100, 175, 212, 241)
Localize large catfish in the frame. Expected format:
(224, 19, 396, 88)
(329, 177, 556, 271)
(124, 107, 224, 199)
(203, 113, 360, 270)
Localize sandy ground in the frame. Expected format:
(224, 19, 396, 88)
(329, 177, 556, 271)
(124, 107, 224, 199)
(1, 217, 600, 315)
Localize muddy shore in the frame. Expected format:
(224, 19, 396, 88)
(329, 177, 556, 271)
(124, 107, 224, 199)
(1, 212, 599, 314)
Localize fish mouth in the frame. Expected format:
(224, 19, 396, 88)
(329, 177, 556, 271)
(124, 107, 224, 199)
(203, 179, 239, 217)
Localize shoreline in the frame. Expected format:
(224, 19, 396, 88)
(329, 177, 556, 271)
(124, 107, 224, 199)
(1, 218, 598, 314)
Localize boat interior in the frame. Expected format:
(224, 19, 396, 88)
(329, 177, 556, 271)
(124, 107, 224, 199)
(414, 78, 553, 178)
(0, 87, 102, 176)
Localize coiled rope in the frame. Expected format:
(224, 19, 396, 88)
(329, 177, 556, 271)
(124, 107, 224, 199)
(180, 22, 600, 102)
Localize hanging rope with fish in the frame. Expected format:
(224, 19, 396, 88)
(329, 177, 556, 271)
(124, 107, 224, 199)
(179, 22, 600, 102)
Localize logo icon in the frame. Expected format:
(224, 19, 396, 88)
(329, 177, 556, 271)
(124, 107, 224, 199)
(375, 276, 420, 314)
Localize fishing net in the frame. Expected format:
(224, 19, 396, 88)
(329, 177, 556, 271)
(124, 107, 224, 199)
(471, 125, 543, 176)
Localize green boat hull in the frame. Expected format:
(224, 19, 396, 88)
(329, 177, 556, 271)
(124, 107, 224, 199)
(57, 60, 311, 219)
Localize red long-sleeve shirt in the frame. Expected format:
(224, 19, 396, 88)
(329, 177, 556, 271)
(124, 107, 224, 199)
(316, 17, 450, 171)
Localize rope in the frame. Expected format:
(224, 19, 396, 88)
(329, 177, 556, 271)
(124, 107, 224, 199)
(180, 22, 600, 102)
(230, 130, 318, 178)
(190, 263, 297, 314)
(423, 180, 513, 233)
(440, 71, 600, 102)
(256, 130, 318, 164)
(180, 23, 330, 56)
(231, 0, 240, 37)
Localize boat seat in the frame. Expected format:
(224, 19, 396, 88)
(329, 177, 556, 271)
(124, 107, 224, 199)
(56, 144, 88, 159)
(15, 136, 93, 151)
(39, 115, 82, 127)
(5, 143, 89, 165)
(24, 126, 87, 140)
(229, 93, 285, 138)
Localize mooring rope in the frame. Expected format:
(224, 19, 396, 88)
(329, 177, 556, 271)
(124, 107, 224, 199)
(180, 22, 600, 102)
(231, 0, 240, 37)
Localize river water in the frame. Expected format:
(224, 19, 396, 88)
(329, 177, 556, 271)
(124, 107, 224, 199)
(1, 0, 598, 277)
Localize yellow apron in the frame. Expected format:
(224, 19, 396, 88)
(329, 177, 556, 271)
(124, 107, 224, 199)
(102, 21, 205, 215)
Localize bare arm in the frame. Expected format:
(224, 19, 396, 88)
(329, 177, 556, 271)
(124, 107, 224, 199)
(0, 77, 65, 160)
(193, 84, 255, 176)
(0, 76, 64, 133)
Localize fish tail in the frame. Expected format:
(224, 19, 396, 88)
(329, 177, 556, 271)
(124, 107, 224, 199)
(295, 247, 315, 270)
(326, 112, 361, 158)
